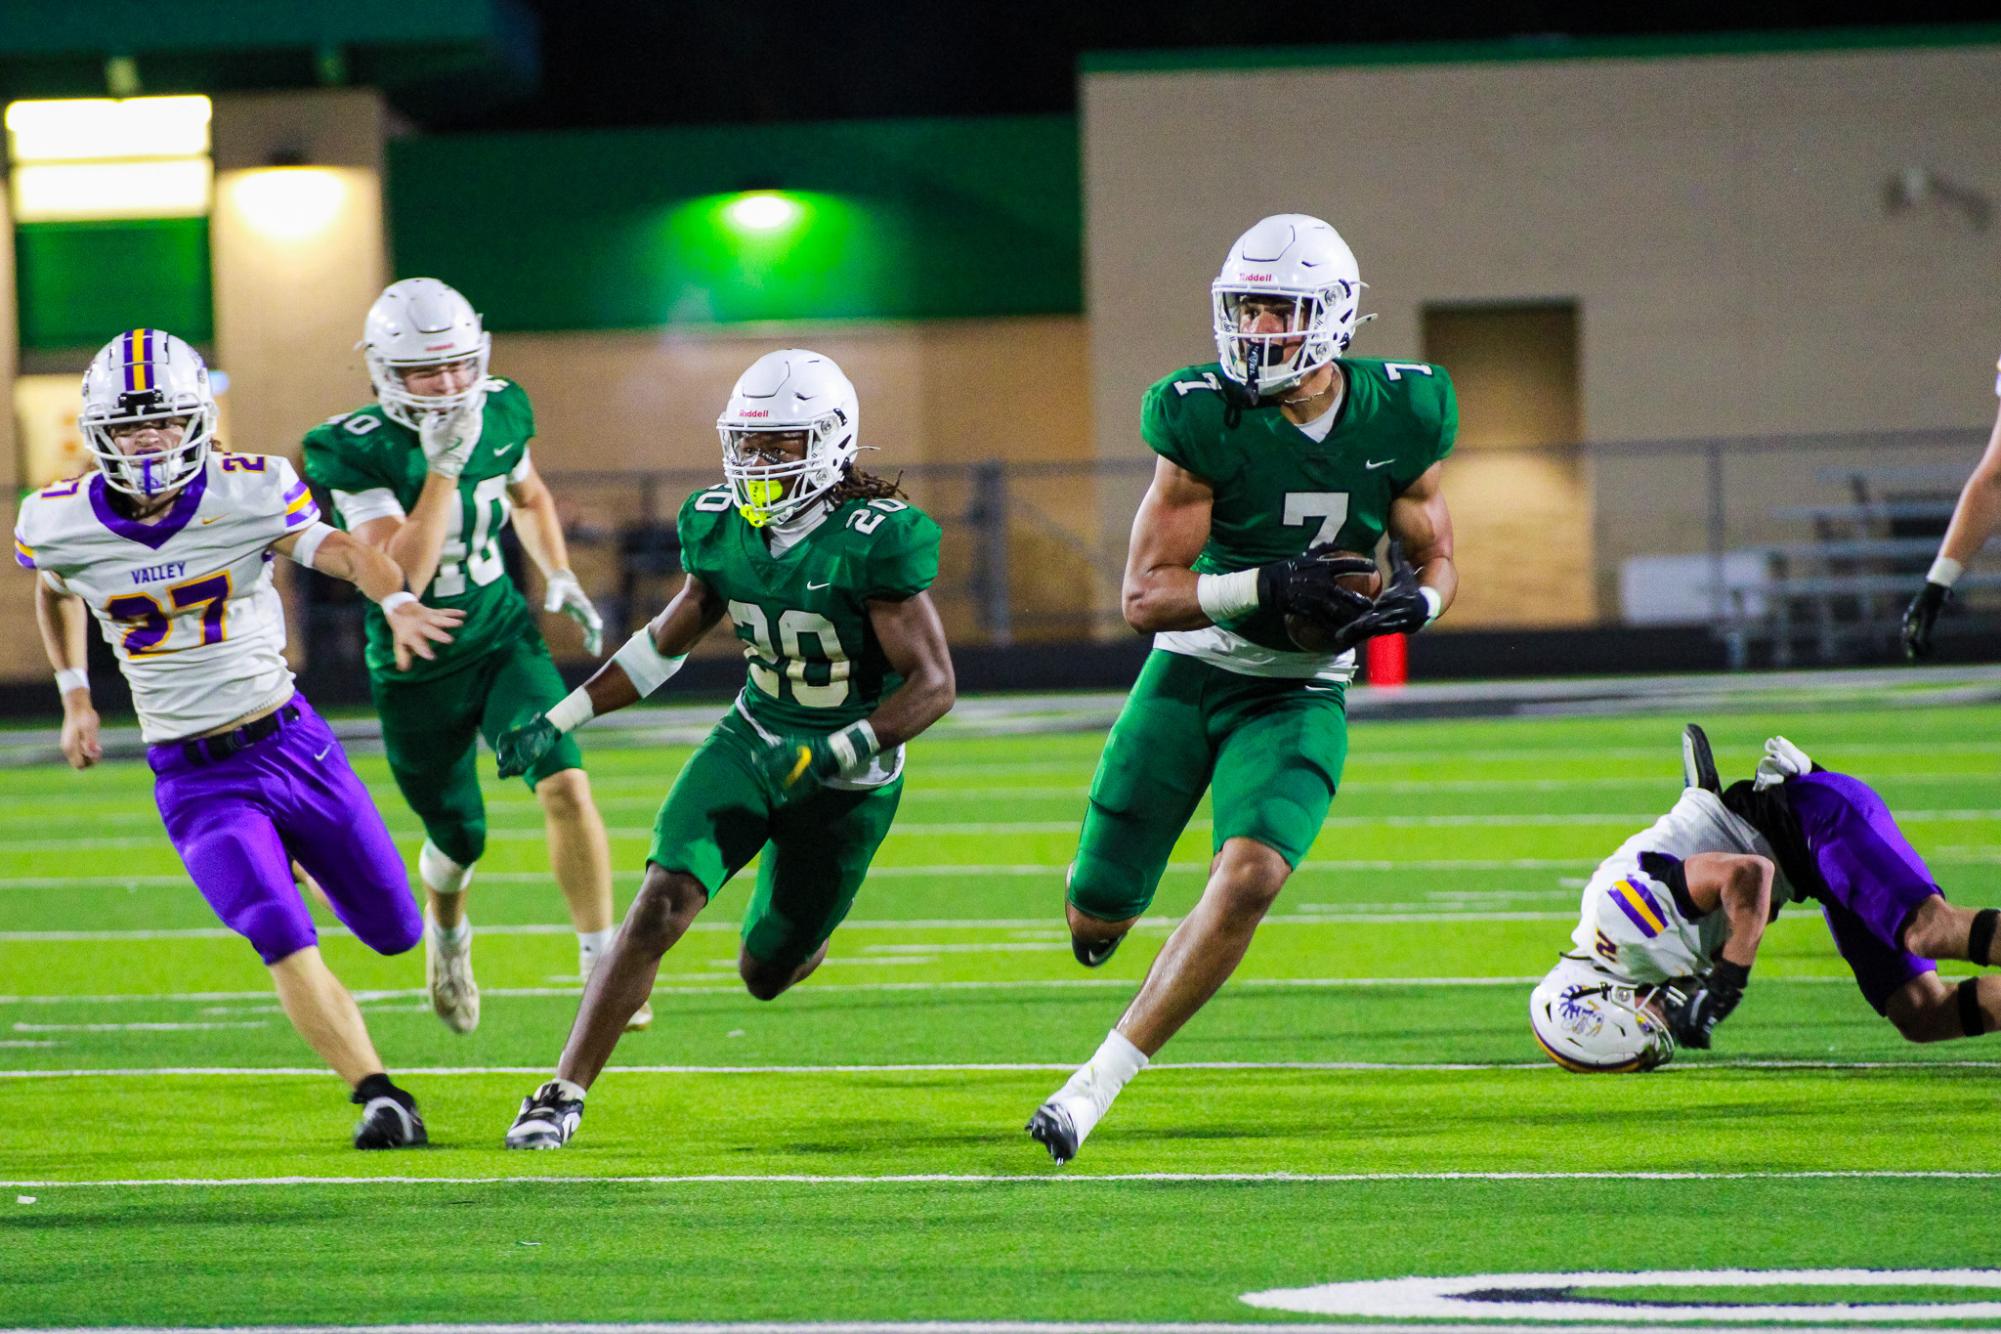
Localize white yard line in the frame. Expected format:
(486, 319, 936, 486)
(4, 1169, 1999, 1189)
(2, 1056, 1992, 1079)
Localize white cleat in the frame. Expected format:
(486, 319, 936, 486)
(426, 921, 480, 1034)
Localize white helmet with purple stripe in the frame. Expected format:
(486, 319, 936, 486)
(1529, 956, 1676, 1074)
(78, 328, 219, 499)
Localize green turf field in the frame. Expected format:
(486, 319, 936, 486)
(5, 695, 2001, 1328)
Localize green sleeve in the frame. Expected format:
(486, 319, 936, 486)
(676, 488, 726, 584)
(1139, 374, 1200, 474)
(863, 506, 941, 600)
(490, 379, 536, 441)
(300, 419, 388, 496)
(1391, 364, 1458, 492)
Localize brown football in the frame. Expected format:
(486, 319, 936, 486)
(1283, 550, 1382, 652)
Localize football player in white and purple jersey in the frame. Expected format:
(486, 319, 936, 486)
(14, 329, 462, 1148)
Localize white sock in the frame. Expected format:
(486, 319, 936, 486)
(1049, 1030, 1148, 1148)
(578, 927, 617, 977)
(428, 907, 470, 951)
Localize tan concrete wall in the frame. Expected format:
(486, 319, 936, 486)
(1083, 45, 2001, 626)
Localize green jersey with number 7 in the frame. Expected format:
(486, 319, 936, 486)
(1142, 356, 1456, 670)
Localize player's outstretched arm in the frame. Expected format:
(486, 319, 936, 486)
(275, 525, 464, 671)
(1905, 399, 2001, 659)
(494, 572, 725, 779)
(1120, 456, 1374, 636)
(32, 576, 100, 770)
(508, 462, 604, 655)
(345, 461, 465, 600)
(1660, 851, 1773, 1049)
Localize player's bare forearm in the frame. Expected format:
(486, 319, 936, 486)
(1683, 852, 1774, 969)
(355, 474, 457, 596)
(279, 528, 408, 604)
(863, 590, 956, 750)
(1389, 462, 1458, 617)
(1939, 412, 2001, 567)
(33, 578, 88, 678)
(1121, 457, 1216, 633)
(574, 574, 724, 721)
(507, 469, 571, 578)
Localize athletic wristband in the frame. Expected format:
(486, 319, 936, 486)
(546, 687, 595, 734)
(611, 627, 687, 698)
(827, 720, 880, 774)
(54, 667, 88, 697)
(380, 590, 417, 614)
(1710, 958, 1751, 990)
(1928, 556, 1965, 589)
(1418, 586, 1445, 625)
(287, 522, 337, 570)
(1195, 569, 1260, 623)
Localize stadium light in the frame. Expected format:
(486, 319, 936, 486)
(225, 167, 348, 241)
(723, 191, 805, 234)
(4, 95, 211, 163)
(9, 159, 213, 222)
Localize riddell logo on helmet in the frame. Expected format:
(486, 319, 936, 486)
(738, 410, 770, 418)
(424, 342, 455, 351)
(1240, 272, 1274, 281)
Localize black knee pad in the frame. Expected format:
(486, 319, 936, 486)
(1971, 908, 2000, 967)
(1958, 976, 1986, 1038)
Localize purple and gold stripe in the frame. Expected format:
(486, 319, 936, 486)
(282, 481, 309, 505)
(283, 496, 321, 528)
(122, 329, 156, 394)
(13, 536, 35, 570)
(1609, 878, 1668, 938)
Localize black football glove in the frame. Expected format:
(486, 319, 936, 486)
(1902, 581, 1950, 661)
(1255, 546, 1379, 631)
(1660, 959, 1750, 1050)
(496, 715, 561, 780)
(1329, 555, 1432, 653)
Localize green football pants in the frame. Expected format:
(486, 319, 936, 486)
(1067, 649, 1348, 923)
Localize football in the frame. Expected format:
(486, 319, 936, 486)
(1283, 550, 1382, 652)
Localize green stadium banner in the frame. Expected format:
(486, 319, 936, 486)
(15, 217, 214, 350)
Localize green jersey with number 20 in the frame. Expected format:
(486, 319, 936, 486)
(677, 486, 941, 736)
(1141, 357, 1457, 679)
(301, 377, 537, 681)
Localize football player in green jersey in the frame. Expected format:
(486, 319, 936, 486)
(302, 278, 629, 1035)
(1029, 214, 1462, 1163)
(495, 349, 955, 1149)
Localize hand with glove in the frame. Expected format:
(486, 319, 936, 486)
(1254, 547, 1380, 650)
(418, 401, 483, 478)
(543, 570, 605, 656)
(1902, 580, 1950, 661)
(1753, 736, 1815, 790)
(756, 721, 880, 794)
(495, 714, 561, 780)
(1658, 960, 1750, 1049)
(1329, 554, 1437, 654)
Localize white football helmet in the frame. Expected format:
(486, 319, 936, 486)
(717, 349, 860, 528)
(361, 277, 491, 430)
(78, 328, 219, 499)
(1211, 213, 1370, 398)
(1529, 957, 1676, 1074)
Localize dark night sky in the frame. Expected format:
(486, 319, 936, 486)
(482, 1, 2001, 131)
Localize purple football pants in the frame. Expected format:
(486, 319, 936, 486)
(148, 694, 420, 965)
(1788, 771, 1940, 1014)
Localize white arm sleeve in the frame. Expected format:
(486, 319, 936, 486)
(285, 522, 339, 570)
(332, 487, 407, 528)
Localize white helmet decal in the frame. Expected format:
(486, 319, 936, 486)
(1529, 958, 1676, 1074)
(78, 328, 219, 499)
(1211, 213, 1371, 398)
(716, 349, 861, 528)
(361, 277, 491, 430)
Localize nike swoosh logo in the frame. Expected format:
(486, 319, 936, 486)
(313, 744, 332, 761)
(201, 517, 221, 525)
(807, 581, 831, 590)
(1365, 459, 1394, 470)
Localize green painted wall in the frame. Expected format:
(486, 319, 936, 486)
(387, 115, 1081, 331)
(14, 218, 213, 350)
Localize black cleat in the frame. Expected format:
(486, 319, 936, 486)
(506, 1080, 584, 1150)
(1071, 933, 1125, 968)
(1682, 723, 1720, 793)
(352, 1088, 427, 1150)
(1026, 1102, 1080, 1165)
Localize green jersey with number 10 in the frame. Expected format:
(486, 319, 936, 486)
(677, 485, 941, 735)
(1141, 357, 1456, 677)
(301, 378, 537, 681)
